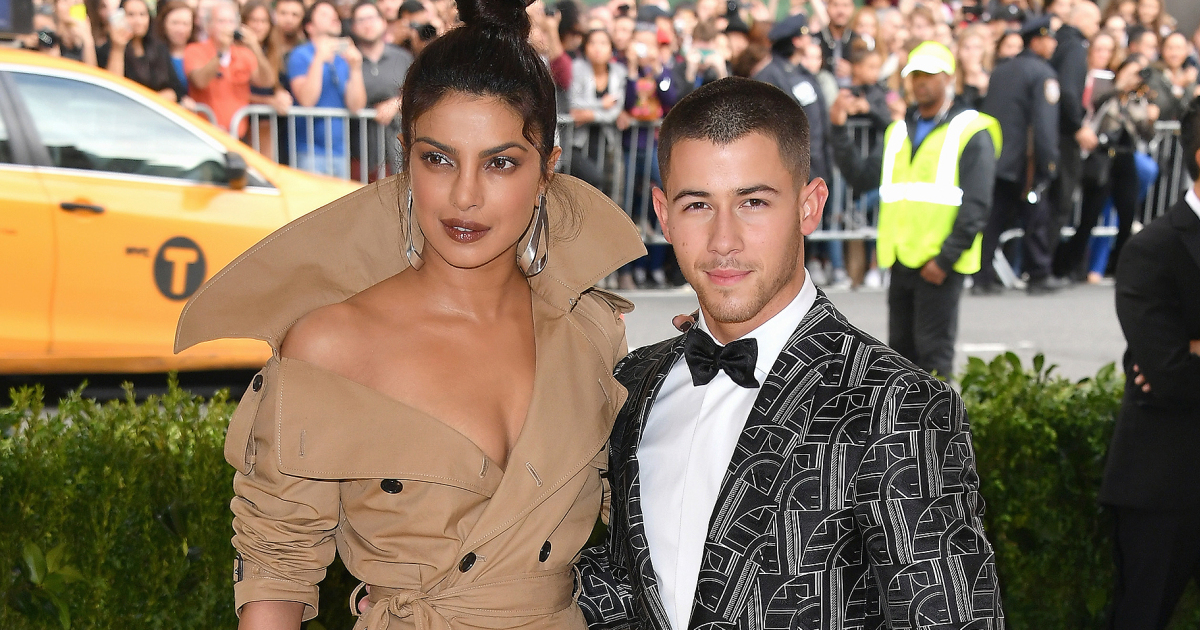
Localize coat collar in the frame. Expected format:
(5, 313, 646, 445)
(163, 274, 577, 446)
(174, 172, 646, 353)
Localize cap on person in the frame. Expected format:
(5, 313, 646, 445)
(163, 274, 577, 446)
(637, 5, 670, 23)
(987, 3, 1024, 24)
(1020, 15, 1055, 42)
(901, 41, 956, 76)
(767, 13, 808, 43)
(725, 13, 750, 34)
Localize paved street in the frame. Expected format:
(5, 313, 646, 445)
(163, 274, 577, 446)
(621, 281, 1126, 381)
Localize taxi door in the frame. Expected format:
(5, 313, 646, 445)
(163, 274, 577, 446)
(6, 69, 288, 364)
(0, 76, 55, 361)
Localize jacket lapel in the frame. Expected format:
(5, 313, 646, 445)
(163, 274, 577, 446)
(1172, 199, 1200, 273)
(613, 337, 688, 628)
(688, 292, 855, 627)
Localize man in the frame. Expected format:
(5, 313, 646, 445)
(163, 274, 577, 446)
(1100, 99, 1200, 630)
(576, 77, 1003, 629)
(1048, 0, 1101, 281)
(830, 41, 999, 379)
(274, 0, 308, 57)
(350, 0, 412, 179)
(976, 16, 1061, 295)
(817, 0, 857, 77)
(287, 0, 367, 178)
(184, 0, 276, 136)
(753, 13, 831, 184)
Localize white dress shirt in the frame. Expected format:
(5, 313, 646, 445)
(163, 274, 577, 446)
(1187, 187, 1200, 223)
(636, 274, 817, 630)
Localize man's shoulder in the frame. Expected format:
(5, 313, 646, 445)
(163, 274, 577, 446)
(614, 336, 683, 385)
(383, 44, 414, 66)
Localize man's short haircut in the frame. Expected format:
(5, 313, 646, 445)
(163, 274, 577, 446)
(352, 0, 382, 19)
(275, 0, 303, 8)
(658, 77, 811, 188)
(301, 0, 338, 33)
(1180, 98, 1200, 181)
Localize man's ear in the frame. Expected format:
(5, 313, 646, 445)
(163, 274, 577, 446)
(652, 186, 673, 244)
(799, 177, 828, 236)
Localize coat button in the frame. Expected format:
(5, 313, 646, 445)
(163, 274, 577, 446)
(459, 552, 477, 572)
(380, 479, 403, 494)
(539, 541, 552, 562)
(251, 374, 263, 392)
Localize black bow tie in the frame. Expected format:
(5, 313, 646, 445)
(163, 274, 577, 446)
(683, 328, 760, 389)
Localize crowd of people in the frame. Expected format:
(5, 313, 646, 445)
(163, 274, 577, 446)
(13, 0, 1200, 289)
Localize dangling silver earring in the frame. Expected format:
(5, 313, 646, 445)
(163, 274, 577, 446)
(518, 194, 549, 277)
(404, 188, 424, 270)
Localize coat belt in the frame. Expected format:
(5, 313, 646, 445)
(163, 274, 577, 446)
(355, 567, 576, 630)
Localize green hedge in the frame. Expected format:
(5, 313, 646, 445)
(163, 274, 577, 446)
(0, 356, 1195, 628)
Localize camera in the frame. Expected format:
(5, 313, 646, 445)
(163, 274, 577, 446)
(233, 29, 244, 41)
(544, 4, 556, 16)
(725, 0, 740, 15)
(36, 26, 56, 48)
(615, 3, 631, 16)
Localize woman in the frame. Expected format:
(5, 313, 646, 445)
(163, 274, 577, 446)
(995, 30, 1023, 62)
(173, 0, 645, 627)
(1053, 55, 1159, 279)
(103, 0, 181, 99)
(242, 0, 293, 115)
(54, 0, 97, 65)
(1146, 31, 1198, 121)
(568, 28, 628, 191)
(849, 6, 878, 47)
(1135, 0, 1172, 37)
(955, 24, 992, 108)
(85, 0, 118, 66)
(156, 0, 195, 105)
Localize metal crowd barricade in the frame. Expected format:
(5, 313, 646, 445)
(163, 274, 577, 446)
(188, 103, 218, 126)
(228, 105, 397, 183)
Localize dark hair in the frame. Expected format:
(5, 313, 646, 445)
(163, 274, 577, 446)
(154, 0, 196, 45)
(399, 0, 558, 175)
(581, 28, 612, 52)
(658, 77, 811, 187)
(555, 0, 581, 39)
(399, 0, 424, 16)
(846, 36, 879, 64)
(1180, 98, 1200, 181)
(351, 0, 383, 20)
(301, 0, 338, 36)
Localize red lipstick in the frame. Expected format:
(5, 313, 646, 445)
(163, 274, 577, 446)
(441, 218, 490, 243)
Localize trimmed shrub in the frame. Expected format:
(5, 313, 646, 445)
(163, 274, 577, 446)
(0, 355, 1195, 628)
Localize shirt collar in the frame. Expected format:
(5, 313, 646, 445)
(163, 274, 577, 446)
(1187, 187, 1200, 223)
(697, 272, 818, 380)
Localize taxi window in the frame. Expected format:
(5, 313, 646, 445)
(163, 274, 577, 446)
(0, 114, 11, 164)
(10, 72, 229, 183)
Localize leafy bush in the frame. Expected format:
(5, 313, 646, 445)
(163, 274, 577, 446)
(0, 357, 1194, 628)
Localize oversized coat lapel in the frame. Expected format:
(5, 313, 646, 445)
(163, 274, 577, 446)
(687, 291, 867, 628)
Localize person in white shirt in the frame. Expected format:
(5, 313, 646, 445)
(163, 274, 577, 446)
(576, 76, 1004, 629)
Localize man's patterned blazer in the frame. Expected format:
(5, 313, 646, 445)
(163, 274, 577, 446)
(576, 290, 1005, 629)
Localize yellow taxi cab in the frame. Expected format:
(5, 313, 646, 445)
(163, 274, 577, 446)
(0, 49, 361, 374)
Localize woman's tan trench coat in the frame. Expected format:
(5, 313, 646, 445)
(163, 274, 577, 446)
(174, 173, 646, 629)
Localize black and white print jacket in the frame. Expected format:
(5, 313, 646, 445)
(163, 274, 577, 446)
(576, 290, 1005, 630)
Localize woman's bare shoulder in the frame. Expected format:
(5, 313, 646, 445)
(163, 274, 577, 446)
(279, 302, 364, 371)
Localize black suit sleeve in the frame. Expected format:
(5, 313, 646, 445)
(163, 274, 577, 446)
(830, 122, 883, 192)
(1115, 228, 1200, 408)
(575, 544, 638, 629)
(935, 129, 996, 272)
(1033, 68, 1061, 183)
(1057, 47, 1088, 135)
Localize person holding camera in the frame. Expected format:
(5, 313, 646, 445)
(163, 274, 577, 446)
(1053, 54, 1160, 280)
(184, 0, 276, 136)
(287, 0, 367, 178)
(102, 0, 180, 99)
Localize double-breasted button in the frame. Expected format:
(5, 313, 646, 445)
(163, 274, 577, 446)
(380, 479, 403, 494)
(251, 374, 263, 392)
(539, 541, 552, 562)
(459, 552, 477, 572)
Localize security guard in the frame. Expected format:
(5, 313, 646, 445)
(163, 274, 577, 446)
(976, 15, 1062, 295)
(831, 41, 1000, 378)
(753, 13, 832, 183)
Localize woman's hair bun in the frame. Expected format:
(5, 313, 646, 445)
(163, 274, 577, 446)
(456, 0, 533, 39)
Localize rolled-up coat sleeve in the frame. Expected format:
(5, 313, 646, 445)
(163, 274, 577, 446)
(226, 361, 340, 621)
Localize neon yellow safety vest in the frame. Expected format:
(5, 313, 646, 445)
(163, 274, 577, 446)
(876, 109, 1002, 275)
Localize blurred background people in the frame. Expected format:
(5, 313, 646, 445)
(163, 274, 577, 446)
(568, 28, 628, 190)
(156, 0, 196, 104)
(186, 0, 276, 137)
(350, 0, 412, 179)
(102, 0, 179, 100)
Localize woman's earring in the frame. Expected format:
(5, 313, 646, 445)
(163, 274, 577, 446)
(518, 194, 549, 277)
(404, 189, 424, 270)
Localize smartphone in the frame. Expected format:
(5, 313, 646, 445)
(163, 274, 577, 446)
(233, 29, 244, 42)
(335, 37, 351, 52)
(108, 8, 126, 32)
